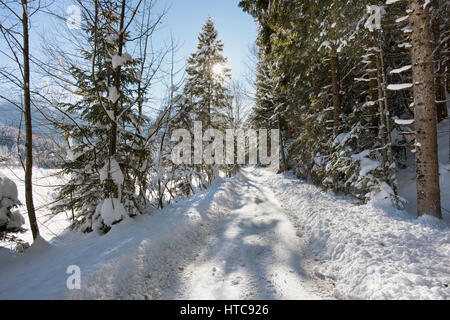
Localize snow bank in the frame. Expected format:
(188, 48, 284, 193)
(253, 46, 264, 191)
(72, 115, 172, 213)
(0, 172, 24, 231)
(0, 177, 230, 299)
(257, 168, 450, 300)
(0, 167, 69, 246)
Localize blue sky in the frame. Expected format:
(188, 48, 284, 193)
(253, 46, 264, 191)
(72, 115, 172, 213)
(156, 0, 257, 79)
(1, 0, 256, 79)
(0, 0, 257, 117)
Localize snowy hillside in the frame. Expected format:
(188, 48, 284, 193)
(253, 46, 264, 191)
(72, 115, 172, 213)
(0, 103, 45, 134)
(0, 124, 66, 168)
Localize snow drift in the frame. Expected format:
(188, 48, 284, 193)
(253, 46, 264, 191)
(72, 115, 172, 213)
(258, 168, 449, 300)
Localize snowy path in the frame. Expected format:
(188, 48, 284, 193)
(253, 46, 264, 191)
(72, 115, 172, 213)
(2, 167, 447, 299)
(0, 167, 322, 300)
(171, 168, 321, 299)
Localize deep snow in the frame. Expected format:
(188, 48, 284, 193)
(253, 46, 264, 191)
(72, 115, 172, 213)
(0, 167, 70, 247)
(0, 169, 322, 299)
(258, 168, 450, 299)
(1, 166, 448, 300)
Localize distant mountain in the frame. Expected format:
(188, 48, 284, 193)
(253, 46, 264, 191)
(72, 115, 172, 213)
(0, 103, 52, 136)
(0, 124, 66, 168)
(0, 104, 66, 168)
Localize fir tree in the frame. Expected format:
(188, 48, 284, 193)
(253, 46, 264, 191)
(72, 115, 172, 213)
(240, 0, 404, 201)
(178, 17, 234, 183)
(184, 17, 233, 130)
(52, 0, 148, 232)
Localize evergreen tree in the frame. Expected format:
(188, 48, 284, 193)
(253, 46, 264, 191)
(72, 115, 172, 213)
(52, 0, 147, 232)
(184, 17, 233, 130)
(240, 0, 405, 202)
(179, 17, 234, 183)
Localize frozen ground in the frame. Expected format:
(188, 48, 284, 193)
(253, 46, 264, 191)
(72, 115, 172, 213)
(1, 165, 449, 299)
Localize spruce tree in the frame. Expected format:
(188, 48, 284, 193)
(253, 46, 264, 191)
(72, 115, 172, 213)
(184, 17, 233, 130)
(181, 17, 233, 183)
(52, 0, 147, 232)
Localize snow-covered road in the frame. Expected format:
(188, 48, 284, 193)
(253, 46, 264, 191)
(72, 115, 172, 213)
(1, 167, 448, 299)
(0, 167, 323, 299)
(172, 168, 321, 299)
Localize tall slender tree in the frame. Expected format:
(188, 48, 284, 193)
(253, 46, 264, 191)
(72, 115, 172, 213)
(184, 17, 233, 130)
(0, 0, 40, 240)
(52, 0, 155, 232)
(21, 0, 39, 240)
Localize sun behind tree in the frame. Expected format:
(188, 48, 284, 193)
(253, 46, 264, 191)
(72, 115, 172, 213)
(183, 17, 233, 130)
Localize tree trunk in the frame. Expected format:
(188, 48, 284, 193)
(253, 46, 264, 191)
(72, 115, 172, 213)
(375, 53, 389, 181)
(111, 0, 126, 158)
(277, 114, 287, 173)
(368, 54, 380, 137)
(330, 55, 341, 138)
(409, 0, 442, 218)
(378, 34, 398, 194)
(22, 0, 39, 240)
(431, 16, 448, 122)
(108, 0, 126, 199)
(446, 35, 450, 98)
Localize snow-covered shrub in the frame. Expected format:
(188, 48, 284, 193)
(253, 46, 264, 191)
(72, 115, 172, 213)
(0, 173, 24, 233)
(319, 124, 384, 200)
(86, 198, 127, 232)
(289, 109, 391, 202)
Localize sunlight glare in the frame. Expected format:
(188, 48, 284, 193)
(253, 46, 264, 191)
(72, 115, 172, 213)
(212, 63, 224, 77)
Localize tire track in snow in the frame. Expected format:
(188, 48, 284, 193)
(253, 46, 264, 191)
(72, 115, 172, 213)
(173, 168, 322, 300)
